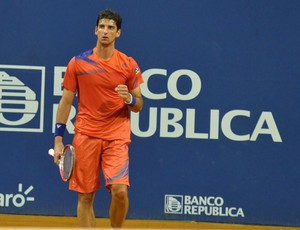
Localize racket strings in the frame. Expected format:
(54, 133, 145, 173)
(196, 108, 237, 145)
(62, 148, 75, 181)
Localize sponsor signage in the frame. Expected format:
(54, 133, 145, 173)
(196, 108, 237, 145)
(165, 194, 244, 218)
(0, 184, 34, 208)
(0, 65, 283, 145)
(0, 65, 45, 132)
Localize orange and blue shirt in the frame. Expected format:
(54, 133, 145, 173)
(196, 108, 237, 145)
(63, 47, 143, 141)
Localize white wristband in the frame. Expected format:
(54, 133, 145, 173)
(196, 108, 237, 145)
(125, 93, 137, 107)
(125, 93, 133, 104)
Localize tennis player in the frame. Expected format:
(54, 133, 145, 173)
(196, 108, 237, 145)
(53, 9, 144, 228)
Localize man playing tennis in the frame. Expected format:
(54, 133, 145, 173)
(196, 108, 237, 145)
(53, 9, 143, 228)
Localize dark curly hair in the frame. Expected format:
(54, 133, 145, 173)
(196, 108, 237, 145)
(96, 9, 122, 30)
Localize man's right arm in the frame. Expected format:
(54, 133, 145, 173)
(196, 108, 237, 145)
(53, 89, 75, 164)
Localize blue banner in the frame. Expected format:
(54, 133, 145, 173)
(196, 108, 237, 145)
(0, 0, 299, 227)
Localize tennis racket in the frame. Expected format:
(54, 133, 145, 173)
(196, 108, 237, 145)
(48, 144, 75, 182)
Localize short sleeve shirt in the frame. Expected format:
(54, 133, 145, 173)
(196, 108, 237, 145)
(63, 48, 143, 140)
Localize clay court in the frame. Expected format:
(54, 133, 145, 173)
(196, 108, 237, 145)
(0, 214, 299, 229)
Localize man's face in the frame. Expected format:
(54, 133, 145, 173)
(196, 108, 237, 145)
(95, 19, 121, 46)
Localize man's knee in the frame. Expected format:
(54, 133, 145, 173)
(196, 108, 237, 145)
(78, 192, 95, 205)
(111, 185, 128, 202)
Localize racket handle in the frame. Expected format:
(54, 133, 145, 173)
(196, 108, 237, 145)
(48, 149, 54, 157)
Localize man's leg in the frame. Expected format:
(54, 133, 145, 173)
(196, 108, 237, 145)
(77, 192, 96, 227)
(109, 184, 129, 228)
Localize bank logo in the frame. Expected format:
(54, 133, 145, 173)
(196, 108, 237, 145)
(164, 194, 245, 218)
(0, 65, 45, 132)
(164, 195, 183, 214)
(0, 183, 35, 208)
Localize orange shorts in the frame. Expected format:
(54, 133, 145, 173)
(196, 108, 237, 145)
(69, 132, 130, 193)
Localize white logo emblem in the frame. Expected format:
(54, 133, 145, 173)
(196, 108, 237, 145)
(164, 195, 183, 214)
(0, 183, 35, 208)
(0, 65, 45, 132)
